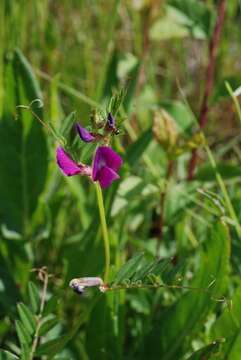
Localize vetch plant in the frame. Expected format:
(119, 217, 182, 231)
(56, 111, 123, 283)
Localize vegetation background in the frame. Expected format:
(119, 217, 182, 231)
(1, 0, 241, 359)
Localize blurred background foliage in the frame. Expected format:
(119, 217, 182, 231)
(1, 0, 241, 359)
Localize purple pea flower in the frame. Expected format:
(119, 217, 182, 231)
(92, 146, 123, 188)
(56, 145, 122, 188)
(76, 124, 95, 142)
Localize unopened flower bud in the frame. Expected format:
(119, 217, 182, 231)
(153, 109, 178, 150)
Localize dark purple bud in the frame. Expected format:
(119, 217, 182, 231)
(107, 113, 115, 129)
(92, 146, 123, 188)
(76, 124, 95, 142)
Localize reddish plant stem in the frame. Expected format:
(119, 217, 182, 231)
(158, 159, 173, 250)
(187, 0, 226, 180)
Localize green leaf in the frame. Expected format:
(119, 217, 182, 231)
(113, 253, 144, 285)
(123, 61, 141, 114)
(28, 282, 40, 314)
(15, 320, 31, 347)
(17, 303, 36, 335)
(212, 286, 241, 339)
(39, 317, 59, 336)
(169, 0, 214, 38)
(43, 296, 59, 317)
(125, 128, 152, 167)
(186, 341, 221, 360)
(196, 163, 241, 181)
(0, 351, 19, 360)
(210, 286, 241, 359)
(0, 50, 48, 234)
(150, 6, 189, 40)
(36, 336, 71, 357)
(142, 222, 230, 359)
(86, 295, 121, 360)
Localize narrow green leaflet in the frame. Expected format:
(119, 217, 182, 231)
(141, 222, 230, 359)
(28, 282, 40, 314)
(15, 320, 31, 347)
(125, 128, 153, 167)
(39, 317, 59, 336)
(112, 253, 144, 285)
(0, 351, 19, 360)
(35, 336, 70, 357)
(17, 303, 36, 335)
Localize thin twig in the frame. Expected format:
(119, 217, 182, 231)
(106, 281, 228, 304)
(187, 0, 226, 180)
(158, 160, 173, 246)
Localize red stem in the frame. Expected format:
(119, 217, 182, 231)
(187, 0, 226, 180)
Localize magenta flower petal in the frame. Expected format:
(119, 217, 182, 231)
(98, 167, 119, 188)
(92, 146, 123, 188)
(76, 124, 95, 142)
(56, 146, 83, 176)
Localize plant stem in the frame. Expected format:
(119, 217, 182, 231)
(29, 268, 49, 360)
(157, 159, 173, 254)
(95, 183, 110, 282)
(187, 0, 226, 180)
(205, 145, 241, 238)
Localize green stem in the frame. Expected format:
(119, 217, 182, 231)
(95, 182, 110, 282)
(205, 145, 241, 238)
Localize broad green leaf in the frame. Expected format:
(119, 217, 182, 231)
(0, 49, 48, 234)
(0, 254, 20, 312)
(0, 351, 19, 360)
(113, 253, 144, 285)
(141, 222, 230, 359)
(28, 282, 39, 314)
(150, 6, 189, 40)
(125, 128, 152, 167)
(196, 163, 241, 181)
(86, 295, 122, 360)
(117, 53, 138, 79)
(169, 0, 214, 38)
